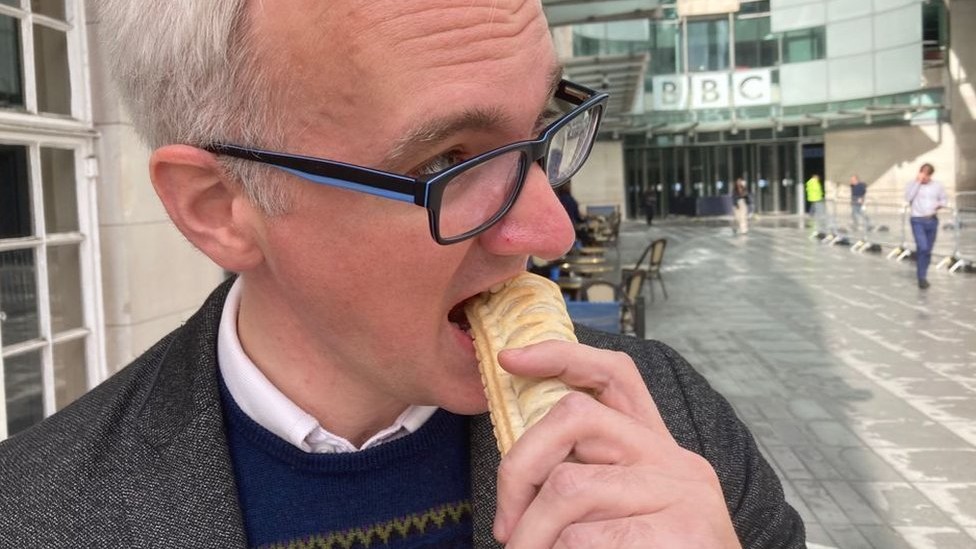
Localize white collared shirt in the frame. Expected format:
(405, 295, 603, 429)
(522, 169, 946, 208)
(217, 278, 437, 453)
(904, 180, 948, 218)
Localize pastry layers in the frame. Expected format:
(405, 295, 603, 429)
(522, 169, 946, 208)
(464, 272, 580, 454)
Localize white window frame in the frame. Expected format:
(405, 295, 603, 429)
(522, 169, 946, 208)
(0, 0, 104, 440)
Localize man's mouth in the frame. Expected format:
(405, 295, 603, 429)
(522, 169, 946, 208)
(448, 299, 473, 334)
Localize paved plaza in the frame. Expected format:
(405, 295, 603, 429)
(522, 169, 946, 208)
(616, 216, 976, 549)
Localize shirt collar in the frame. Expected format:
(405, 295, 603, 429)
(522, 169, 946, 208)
(216, 277, 437, 453)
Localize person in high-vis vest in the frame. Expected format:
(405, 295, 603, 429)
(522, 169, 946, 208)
(805, 174, 825, 234)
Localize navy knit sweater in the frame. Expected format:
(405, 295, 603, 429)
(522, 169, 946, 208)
(219, 380, 474, 548)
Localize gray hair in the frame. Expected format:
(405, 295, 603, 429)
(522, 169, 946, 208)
(95, 0, 291, 214)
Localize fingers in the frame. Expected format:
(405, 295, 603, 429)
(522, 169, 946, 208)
(490, 340, 740, 548)
(498, 340, 666, 432)
(501, 463, 675, 547)
(500, 463, 735, 549)
(493, 394, 711, 541)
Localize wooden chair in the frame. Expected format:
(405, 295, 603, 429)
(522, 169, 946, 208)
(627, 238, 668, 302)
(572, 280, 624, 335)
(578, 278, 644, 338)
(620, 269, 646, 338)
(580, 279, 623, 303)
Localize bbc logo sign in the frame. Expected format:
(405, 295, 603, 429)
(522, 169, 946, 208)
(653, 69, 772, 110)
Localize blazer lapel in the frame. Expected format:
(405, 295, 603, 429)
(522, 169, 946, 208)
(469, 413, 504, 549)
(121, 281, 248, 548)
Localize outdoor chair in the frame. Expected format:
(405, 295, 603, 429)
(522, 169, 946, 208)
(577, 278, 644, 338)
(620, 269, 646, 338)
(626, 238, 668, 302)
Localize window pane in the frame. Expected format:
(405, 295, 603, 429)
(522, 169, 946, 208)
(688, 19, 730, 72)
(53, 337, 85, 410)
(31, 0, 64, 20)
(784, 27, 826, 63)
(0, 1, 21, 7)
(735, 17, 777, 68)
(0, 14, 24, 108)
(41, 147, 78, 232)
(4, 349, 43, 436)
(650, 21, 680, 75)
(0, 249, 40, 345)
(33, 24, 69, 115)
(0, 145, 32, 238)
(47, 244, 82, 333)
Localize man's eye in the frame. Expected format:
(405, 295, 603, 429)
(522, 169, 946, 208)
(413, 151, 464, 176)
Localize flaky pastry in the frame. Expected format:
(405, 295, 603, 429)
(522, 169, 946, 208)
(464, 271, 582, 454)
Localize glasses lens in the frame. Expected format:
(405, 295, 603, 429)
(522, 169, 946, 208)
(438, 149, 526, 239)
(546, 104, 601, 185)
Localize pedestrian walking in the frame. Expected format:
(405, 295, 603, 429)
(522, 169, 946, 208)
(732, 178, 751, 235)
(905, 163, 948, 289)
(805, 174, 825, 234)
(643, 186, 658, 226)
(849, 175, 871, 231)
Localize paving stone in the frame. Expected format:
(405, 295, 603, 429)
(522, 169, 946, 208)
(788, 398, 835, 421)
(848, 418, 971, 449)
(793, 480, 851, 525)
(855, 525, 917, 549)
(893, 526, 976, 549)
(809, 420, 865, 447)
(824, 523, 874, 549)
(793, 446, 845, 481)
(851, 483, 955, 527)
(914, 483, 976, 527)
(817, 447, 907, 482)
(766, 446, 814, 480)
(803, 523, 836, 548)
(821, 481, 884, 525)
(875, 449, 976, 482)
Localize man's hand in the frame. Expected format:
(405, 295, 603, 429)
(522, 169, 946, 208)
(493, 340, 742, 548)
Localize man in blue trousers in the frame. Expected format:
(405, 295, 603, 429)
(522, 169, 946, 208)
(904, 163, 948, 289)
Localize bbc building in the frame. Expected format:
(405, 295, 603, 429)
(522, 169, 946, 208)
(0, 0, 971, 438)
(549, 0, 974, 219)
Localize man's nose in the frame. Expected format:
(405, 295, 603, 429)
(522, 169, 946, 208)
(476, 164, 576, 260)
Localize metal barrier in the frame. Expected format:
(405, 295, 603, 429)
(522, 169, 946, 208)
(819, 185, 973, 273)
(819, 188, 910, 254)
(941, 191, 976, 272)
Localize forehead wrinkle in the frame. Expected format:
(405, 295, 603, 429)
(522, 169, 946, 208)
(353, 2, 542, 67)
(381, 106, 511, 170)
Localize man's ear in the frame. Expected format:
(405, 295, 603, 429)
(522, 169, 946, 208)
(150, 145, 264, 272)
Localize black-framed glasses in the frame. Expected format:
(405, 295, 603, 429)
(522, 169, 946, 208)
(205, 79, 608, 244)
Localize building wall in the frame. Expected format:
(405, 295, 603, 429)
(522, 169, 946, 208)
(824, 123, 957, 198)
(948, 0, 976, 192)
(86, 9, 224, 373)
(572, 140, 627, 215)
(825, 0, 976, 200)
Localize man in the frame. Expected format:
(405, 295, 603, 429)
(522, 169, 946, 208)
(905, 163, 948, 289)
(805, 173, 825, 235)
(849, 174, 871, 231)
(0, 2, 804, 548)
(732, 178, 751, 235)
(642, 186, 658, 225)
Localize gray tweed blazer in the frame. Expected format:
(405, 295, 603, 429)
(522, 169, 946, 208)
(0, 280, 804, 548)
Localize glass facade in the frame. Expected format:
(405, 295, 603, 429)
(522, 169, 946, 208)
(572, 0, 935, 128)
(568, 0, 944, 220)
